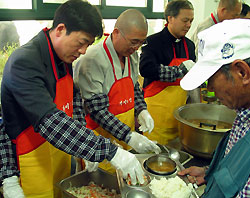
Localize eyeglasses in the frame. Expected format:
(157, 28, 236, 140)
(119, 29, 147, 48)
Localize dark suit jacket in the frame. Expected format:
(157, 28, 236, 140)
(139, 27, 196, 88)
(1, 29, 73, 139)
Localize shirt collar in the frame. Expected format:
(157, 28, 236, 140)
(164, 26, 183, 43)
(235, 107, 250, 124)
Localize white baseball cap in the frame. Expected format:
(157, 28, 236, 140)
(180, 19, 250, 91)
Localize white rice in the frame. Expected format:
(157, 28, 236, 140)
(149, 176, 193, 198)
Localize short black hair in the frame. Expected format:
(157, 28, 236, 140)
(52, 0, 103, 39)
(164, 0, 193, 22)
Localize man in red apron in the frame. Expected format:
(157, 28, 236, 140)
(75, 9, 161, 173)
(139, 0, 196, 145)
(1, 1, 147, 197)
(191, 0, 242, 59)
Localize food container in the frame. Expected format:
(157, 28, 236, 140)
(143, 154, 176, 175)
(174, 103, 236, 158)
(117, 150, 194, 198)
(57, 168, 121, 198)
(126, 189, 151, 198)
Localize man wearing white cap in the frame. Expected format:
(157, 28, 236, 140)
(179, 18, 250, 197)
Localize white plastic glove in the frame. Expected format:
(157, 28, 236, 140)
(137, 110, 154, 133)
(3, 176, 25, 198)
(74, 157, 99, 173)
(181, 60, 195, 71)
(84, 160, 99, 172)
(110, 147, 144, 185)
(127, 132, 161, 154)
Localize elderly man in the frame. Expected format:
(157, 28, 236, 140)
(74, 9, 160, 173)
(179, 19, 250, 198)
(139, 0, 196, 145)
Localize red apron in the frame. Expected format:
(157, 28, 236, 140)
(84, 37, 135, 173)
(13, 28, 72, 198)
(143, 38, 189, 145)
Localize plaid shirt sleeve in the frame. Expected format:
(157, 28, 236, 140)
(37, 110, 117, 162)
(0, 124, 19, 181)
(134, 82, 147, 117)
(73, 87, 86, 125)
(236, 178, 250, 198)
(84, 94, 130, 141)
(158, 63, 187, 82)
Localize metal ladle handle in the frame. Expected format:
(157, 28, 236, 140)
(199, 122, 216, 130)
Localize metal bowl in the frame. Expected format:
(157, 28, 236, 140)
(143, 154, 176, 175)
(126, 189, 151, 198)
(174, 103, 236, 158)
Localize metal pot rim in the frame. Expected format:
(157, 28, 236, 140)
(174, 103, 233, 133)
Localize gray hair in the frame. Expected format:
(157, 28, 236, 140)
(220, 57, 250, 80)
(219, 0, 242, 11)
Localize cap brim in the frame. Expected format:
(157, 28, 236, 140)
(180, 62, 222, 91)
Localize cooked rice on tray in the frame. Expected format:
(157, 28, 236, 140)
(149, 176, 193, 198)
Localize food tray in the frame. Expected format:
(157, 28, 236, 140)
(116, 148, 199, 198)
(57, 168, 121, 198)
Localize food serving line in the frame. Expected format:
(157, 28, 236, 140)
(57, 103, 236, 197)
(116, 151, 196, 198)
(58, 144, 208, 198)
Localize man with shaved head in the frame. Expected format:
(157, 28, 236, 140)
(191, 0, 242, 58)
(74, 9, 160, 174)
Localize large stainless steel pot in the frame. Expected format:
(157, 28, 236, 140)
(174, 103, 236, 159)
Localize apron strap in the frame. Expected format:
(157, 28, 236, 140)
(211, 13, 218, 24)
(172, 38, 189, 59)
(103, 36, 131, 81)
(43, 28, 69, 82)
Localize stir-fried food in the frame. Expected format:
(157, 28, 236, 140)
(66, 181, 121, 198)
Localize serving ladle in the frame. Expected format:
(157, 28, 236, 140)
(168, 147, 198, 187)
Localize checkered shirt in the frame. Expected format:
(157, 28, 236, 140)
(225, 108, 250, 197)
(0, 124, 19, 181)
(158, 63, 188, 82)
(85, 82, 147, 142)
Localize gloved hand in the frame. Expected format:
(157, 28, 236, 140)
(110, 147, 145, 185)
(137, 110, 154, 133)
(3, 176, 25, 198)
(84, 160, 99, 172)
(181, 60, 195, 71)
(74, 157, 99, 173)
(127, 132, 161, 154)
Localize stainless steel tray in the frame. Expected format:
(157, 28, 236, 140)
(57, 146, 194, 198)
(57, 168, 121, 198)
(129, 145, 193, 166)
(117, 147, 196, 198)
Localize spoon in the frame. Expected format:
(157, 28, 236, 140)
(168, 148, 185, 169)
(168, 148, 199, 189)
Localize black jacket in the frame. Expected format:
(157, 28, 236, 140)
(139, 27, 196, 88)
(1, 30, 73, 139)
